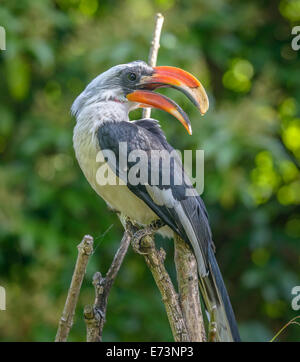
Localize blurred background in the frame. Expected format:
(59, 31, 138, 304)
(0, 0, 299, 342)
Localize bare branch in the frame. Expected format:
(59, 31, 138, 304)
(55, 235, 94, 342)
(174, 234, 206, 341)
(143, 13, 164, 119)
(84, 230, 131, 342)
(128, 221, 189, 342)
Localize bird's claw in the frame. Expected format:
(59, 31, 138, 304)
(131, 229, 150, 255)
(131, 219, 165, 255)
(149, 219, 165, 231)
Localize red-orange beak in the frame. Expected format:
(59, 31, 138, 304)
(126, 66, 209, 135)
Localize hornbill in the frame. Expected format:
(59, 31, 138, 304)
(72, 60, 240, 342)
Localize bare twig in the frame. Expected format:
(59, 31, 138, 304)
(128, 221, 189, 342)
(55, 235, 94, 342)
(174, 234, 206, 341)
(143, 13, 164, 119)
(270, 316, 300, 342)
(84, 230, 131, 342)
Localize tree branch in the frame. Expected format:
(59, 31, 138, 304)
(174, 234, 206, 341)
(142, 13, 164, 119)
(83, 230, 131, 342)
(55, 235, 94, 342)
(128, 221, 189, 342)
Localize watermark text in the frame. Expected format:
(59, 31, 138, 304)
(0, 286, 5, 310)
(291, 26, 300, 51)
(291, 286, 300, 311)
(0, 26, 6, 50)
(95, 143, 204, 196)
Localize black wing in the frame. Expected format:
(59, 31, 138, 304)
(97, 118, 213, 276)
(97, 118, 240, 341)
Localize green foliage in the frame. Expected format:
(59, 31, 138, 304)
(0, 0, 299, 341)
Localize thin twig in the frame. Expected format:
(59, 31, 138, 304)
(174, 234, 206, 341)
(143, 13, 164, 119)
(55, 235, 94, 342)
(270, 316, 300, 342)
(84, 230, 131, 342)
(128, 221, 189, 342)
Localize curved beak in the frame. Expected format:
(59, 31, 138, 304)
(127, 90, 192, 135)
(126, 66, 209, 135)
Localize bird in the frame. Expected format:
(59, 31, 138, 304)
(72, 60, 240, 342)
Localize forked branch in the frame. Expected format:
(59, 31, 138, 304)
(55, 235, 94, 342)
(84, 230, 131, 341)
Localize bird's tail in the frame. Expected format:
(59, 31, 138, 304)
(198, 246, 241, 342)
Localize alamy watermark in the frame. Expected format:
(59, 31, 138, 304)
(0, 26, 5, 50)
(95, 143, 204, 196)
(0, 286, 5, 310)
(291, 286, 300, 311)
(291, 26, 300, 51)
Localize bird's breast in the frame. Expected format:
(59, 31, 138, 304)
(73, 123, 157, 225)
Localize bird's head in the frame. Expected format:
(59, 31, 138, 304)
(71, 60, 209, 135)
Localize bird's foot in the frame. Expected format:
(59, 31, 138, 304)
(131, 229, 151, 255)
(131, 219, 165, 255)
(149, 219, 165, 231)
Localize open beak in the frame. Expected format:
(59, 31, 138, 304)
(126, 66, 209, 135)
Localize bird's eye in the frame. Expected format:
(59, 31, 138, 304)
(127, 72, 137, 82)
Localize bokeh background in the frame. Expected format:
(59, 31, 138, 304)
(0, 0, 300, 342)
